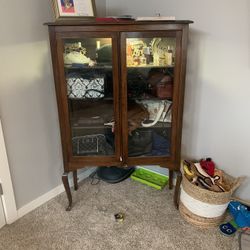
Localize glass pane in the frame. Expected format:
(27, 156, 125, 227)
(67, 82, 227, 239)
(126, 37, 176, 157)
(63, 38, 115, 156)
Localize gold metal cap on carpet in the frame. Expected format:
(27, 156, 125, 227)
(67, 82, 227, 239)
(114, 213, 125, 222)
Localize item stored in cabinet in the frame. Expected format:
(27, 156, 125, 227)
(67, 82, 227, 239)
(150, 38, 174, 66)
(151, 132, 170, 156)
(156, 77, 173, 99)
(148, 71, 173, 98)
(64, 51, 94, 67)
(96, 44, 112, 63)
(67, 73, 105, 99)
(70, 101, 114, 127)
(127, 70, 148, 98)
(128, 130, 153, 157)
(127, 40, 146, 66)
(64, 42, 95, 67)
(72, 134, 114, 156)
(127, 102, 149, 134)
(137, 100, 172, 127)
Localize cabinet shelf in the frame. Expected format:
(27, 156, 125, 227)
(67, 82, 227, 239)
(65, 64, 112, 70)
(127, 65, 174, 69)
(128, 97, 172, 101)
(72, 125, 112, 129)
(71, 122, 171, 130)
(68, 96, 114, 101)
(69, 96, 172, 101)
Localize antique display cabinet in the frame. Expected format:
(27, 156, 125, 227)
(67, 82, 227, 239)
(46, 20, 193, 211)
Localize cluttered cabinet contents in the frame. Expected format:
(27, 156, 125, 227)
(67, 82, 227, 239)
(46, 20, 193, 210)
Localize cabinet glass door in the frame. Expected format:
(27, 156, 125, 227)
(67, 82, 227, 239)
(125, 35, 176, 157)
(62, 37, 116, 157)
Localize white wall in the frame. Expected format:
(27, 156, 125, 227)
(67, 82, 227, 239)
(107, 0, 250, 199)
(0, 0, 105, 209)
(95, 0, 106, 16)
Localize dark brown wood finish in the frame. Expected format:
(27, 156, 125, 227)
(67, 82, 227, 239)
(45, 20, 193, 26)
(47, 21, 192, 210)
(175, 26, 189, 164)
(174, 170, 183, 209)
(120, 30, 183, 167)
(62, 172, 72, 211)
(55, 31, 121, 167)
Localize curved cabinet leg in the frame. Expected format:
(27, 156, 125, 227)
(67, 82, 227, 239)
(174, 170, 182, 210)
(73, 170, 78, 191)
(62, 172, 72, 211)
(169, 170, 174, 190)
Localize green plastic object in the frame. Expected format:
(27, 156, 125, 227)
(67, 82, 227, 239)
(130, 168, 169, 190)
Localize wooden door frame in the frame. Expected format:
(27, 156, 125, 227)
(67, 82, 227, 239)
(0, 119, 18, 224)
(50, 28, 122, 169)
(120, 30, 183, 167)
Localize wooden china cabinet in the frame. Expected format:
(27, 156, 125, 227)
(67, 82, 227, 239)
(46, 20, 193, 211)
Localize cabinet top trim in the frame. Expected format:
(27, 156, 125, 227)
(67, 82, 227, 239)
(45, 20, 193, 26)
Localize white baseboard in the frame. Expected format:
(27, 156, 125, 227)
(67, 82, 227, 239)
(0, 120, 18, 225)
(16, 168, 96, 221)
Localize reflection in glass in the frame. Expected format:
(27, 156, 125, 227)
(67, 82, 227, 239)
(126, 37, 176, 157)
(63, 38, 115, 156)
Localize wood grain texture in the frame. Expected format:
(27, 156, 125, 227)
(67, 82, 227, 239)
(47, 21, 192, 209)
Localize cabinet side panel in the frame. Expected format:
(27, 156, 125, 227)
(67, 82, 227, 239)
(175, 25, 189, 165)
(48, 27, 69, 171)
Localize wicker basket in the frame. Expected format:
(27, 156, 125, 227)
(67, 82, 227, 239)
(179, 169, 244, 228)
(179, 201, 226, 228)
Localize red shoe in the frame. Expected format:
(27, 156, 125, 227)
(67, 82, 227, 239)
(200, 158, 215, 176)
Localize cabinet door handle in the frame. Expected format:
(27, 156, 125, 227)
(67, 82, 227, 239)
(120, 156, 122, 162)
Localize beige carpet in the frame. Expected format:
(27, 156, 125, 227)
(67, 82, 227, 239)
(0, 178, 236, 250)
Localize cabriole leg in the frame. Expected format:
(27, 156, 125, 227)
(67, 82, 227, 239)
(174, 170, 182, 210)
(62, 172, 72, 211)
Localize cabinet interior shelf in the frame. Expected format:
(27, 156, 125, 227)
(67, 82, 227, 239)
(128, 97, 172, 101)
(65, 65, 113, 70)
(69, 97, 172, 101)
(65, 65, 174, 70)
(68, 97, 114, 101)
(71, 122, 171, 130)
(127, 65, 174, 69)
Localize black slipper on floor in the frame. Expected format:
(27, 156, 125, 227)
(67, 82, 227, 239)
(96, 166, 135, 183)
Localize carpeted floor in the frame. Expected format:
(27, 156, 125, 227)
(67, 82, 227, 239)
(0, 178, 236, 250)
